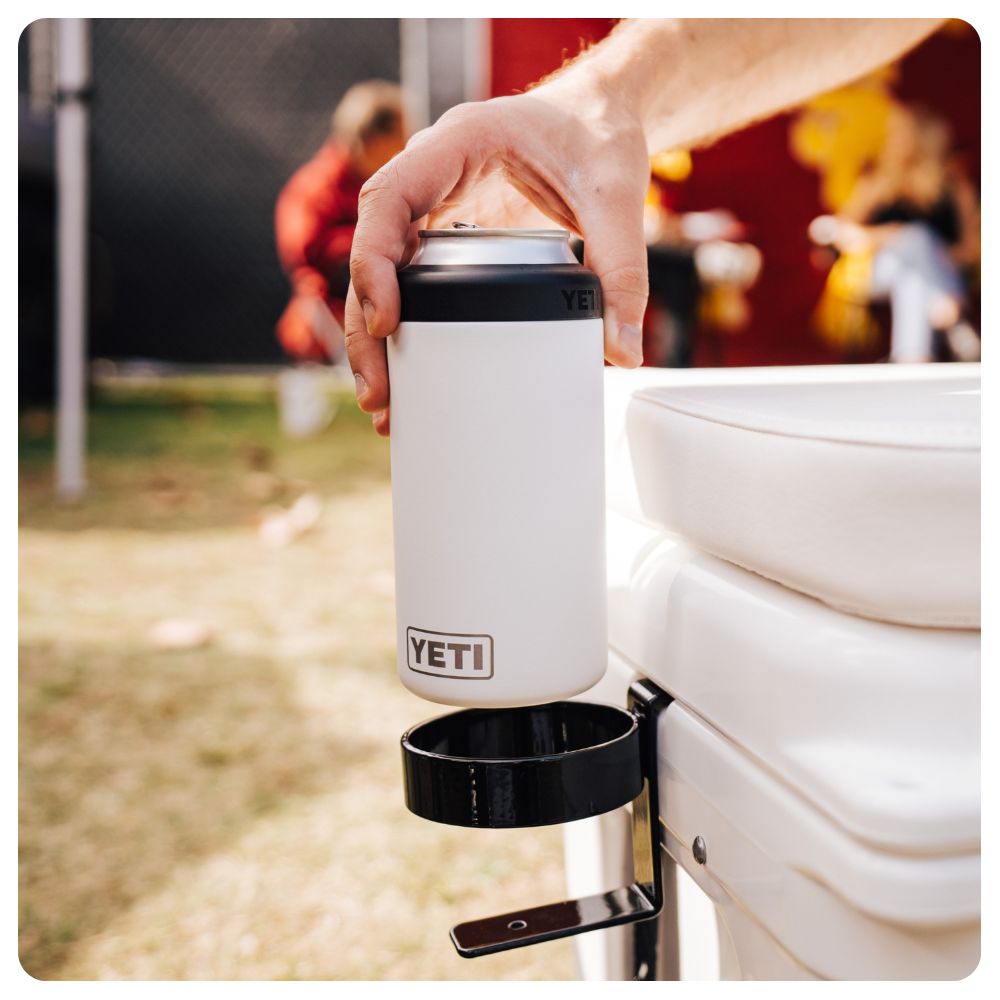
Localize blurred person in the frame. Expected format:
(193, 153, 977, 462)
(643, 180, 762, 366)
(809, 102, 980, 362)
(344, 18, 945, 435)
(275, 80, 405, 363)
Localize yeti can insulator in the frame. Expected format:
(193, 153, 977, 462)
(388, 225, 607, 708)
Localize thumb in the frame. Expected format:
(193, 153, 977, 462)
(578, 195, 648, 368)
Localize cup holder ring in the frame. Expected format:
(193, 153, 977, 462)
(402, 699, 642, 828)
(399, 679, 672, 964)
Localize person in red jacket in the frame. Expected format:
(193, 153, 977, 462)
(275, 80, 405, 362)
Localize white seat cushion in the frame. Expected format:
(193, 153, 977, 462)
(605, 364, 980, 628)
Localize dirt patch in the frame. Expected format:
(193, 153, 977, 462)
(19, 391, 575, 980)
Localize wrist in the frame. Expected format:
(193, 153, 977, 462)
(530, 55, 647, 153)
(293, 267, 328, 299)
(542, 19, 685, 153)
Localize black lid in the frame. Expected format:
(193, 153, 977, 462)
(398, 225, 602, 323)
(401, 701, 641, 829)
(398, 264, 602, 323)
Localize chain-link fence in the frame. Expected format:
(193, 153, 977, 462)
(21, 18, 401, 372)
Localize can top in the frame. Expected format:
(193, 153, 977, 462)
(411, 224, 578, 266)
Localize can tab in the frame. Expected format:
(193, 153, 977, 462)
(450, 221, 480, 228)
(448, 680, 671, 967)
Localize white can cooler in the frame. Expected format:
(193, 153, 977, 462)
(388, 226, 607, 707)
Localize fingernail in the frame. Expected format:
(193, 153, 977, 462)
(618, 323, 644, 365)
(354, 372, 367, 400)
(362, 299, 376, 333)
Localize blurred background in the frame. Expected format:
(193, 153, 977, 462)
(19, 18, 980, 980)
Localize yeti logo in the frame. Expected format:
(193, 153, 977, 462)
(406, 627, 494, 679)
(561, 288, 597, 312)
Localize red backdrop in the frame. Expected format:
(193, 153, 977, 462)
(488, 19, 981, 367)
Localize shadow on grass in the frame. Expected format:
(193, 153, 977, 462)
(19, 640, 379, 979)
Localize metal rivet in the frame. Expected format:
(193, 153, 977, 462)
(507, 919, 527, 931)
(692, 836, 707, 865)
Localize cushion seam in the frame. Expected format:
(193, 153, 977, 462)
(678, 535, 980, 630)
(632, 392, 981, 452)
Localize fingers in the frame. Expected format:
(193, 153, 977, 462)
(350, 104, 494, 340)
(371, 408, 390, 437)
(344, 283, 389, 413)
(577, 188, 649, 368)
(348, 105, 501, 437)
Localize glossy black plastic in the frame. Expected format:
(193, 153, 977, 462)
(401, 701, 641, 829)
(451, 885, 656, 958)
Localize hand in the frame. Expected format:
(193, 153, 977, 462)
(346, 75, 652, 435)
(831, 220, 876, 255)
(810, 215, 875, 255)
(807, 214, 840, 247)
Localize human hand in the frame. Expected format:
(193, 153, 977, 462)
(346, 74, 652, 435)
(809, 215, 873, 255)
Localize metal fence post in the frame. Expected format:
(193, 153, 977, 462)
(54, 17, 90, 500)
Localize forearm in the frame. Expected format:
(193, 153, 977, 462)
(547, 18, 942, 153)
(950, 178, 981, 267)
(289, 265, 329, 299)
(950, 237, 980, 269)
(314, 225, 357, 294)
(344, 16, 944, 430)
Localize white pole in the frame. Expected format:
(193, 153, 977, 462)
(400, 18, 430, 132)
(462, 18, 490, 104)
(54, 18, 90, 500)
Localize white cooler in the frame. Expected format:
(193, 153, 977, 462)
(566, 363, 981, 981)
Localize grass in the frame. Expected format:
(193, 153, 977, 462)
(19, 379, 575, 980)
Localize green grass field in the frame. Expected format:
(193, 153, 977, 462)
(19, 380, 575, 980)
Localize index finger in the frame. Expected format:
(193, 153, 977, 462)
(349, 105, 498, 339)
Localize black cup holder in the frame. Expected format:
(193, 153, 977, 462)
(399, 680, 672, 962)
(402, 700, 642, 828)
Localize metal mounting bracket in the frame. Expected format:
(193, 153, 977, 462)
(449, 679, 672, 961)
